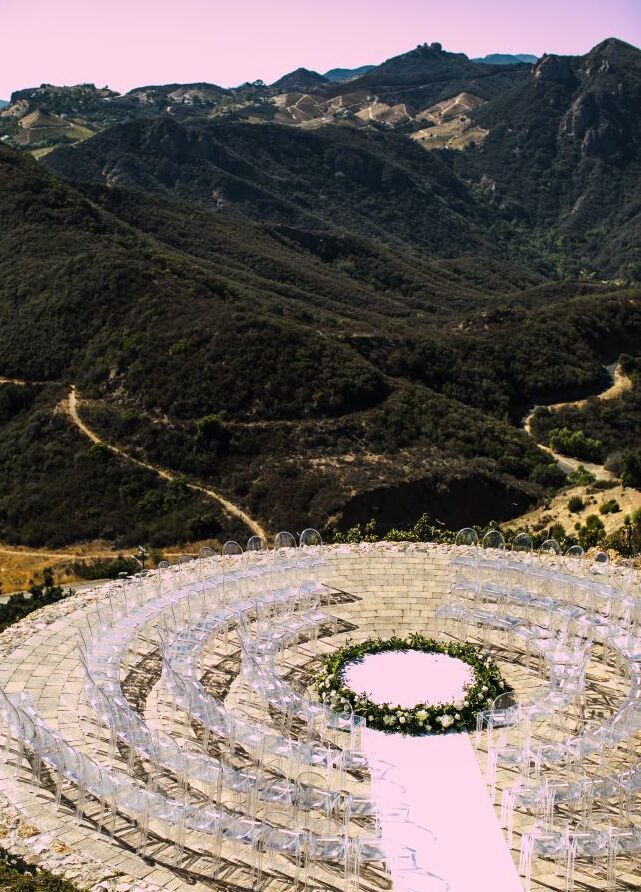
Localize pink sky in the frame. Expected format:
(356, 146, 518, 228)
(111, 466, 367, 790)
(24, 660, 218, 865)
(2, 0, 640, 99)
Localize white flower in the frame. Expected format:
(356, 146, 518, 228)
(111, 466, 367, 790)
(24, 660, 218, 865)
(455, 713, 460, 720)
(482, 685, 488, 693)
(368, 715, 374, 722)
(439, 715, 455, 729)
(399, 716, 406, 724)
(416, 709, 428, 721)
(454, 700, 464, 710)
(425, 724, 432, 731)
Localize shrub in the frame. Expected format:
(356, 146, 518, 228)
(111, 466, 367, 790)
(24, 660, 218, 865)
(529, 462, 566, 488)
(591, 479, 617, 491)
(568, 495, 585, 513)
(604, 451, 624, 476)
(599, 499, 621, 515)
(0, 846, 79, 890)
(196, 414, 230, 454)
(566, 465, 596, 487)
(70, 555, 140, 580)
(577, 514, 606, 549)
(621, 448, 641, 488)
(0, 574, 72, 634)
(549, 522, 566, 540)
(548, 428, 603, 462)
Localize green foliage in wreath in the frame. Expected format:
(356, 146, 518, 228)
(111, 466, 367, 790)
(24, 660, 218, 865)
(315, 633, 510, 735)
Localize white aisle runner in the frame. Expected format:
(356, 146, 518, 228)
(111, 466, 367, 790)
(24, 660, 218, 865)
(363, 728, 525, 892)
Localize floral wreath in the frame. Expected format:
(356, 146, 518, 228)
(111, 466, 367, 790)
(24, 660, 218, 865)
(315, 633, 510, 735)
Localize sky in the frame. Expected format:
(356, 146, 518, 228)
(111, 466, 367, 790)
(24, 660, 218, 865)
(1, 0, 641, 99)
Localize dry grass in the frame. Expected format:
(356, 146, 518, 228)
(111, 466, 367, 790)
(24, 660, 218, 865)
(0, 538, 223, 593)
(505, 482, 641, 538)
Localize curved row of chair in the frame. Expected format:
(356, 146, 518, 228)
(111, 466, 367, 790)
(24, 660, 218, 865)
(66, 537, 446, 890)
(445, 542, 641, 890)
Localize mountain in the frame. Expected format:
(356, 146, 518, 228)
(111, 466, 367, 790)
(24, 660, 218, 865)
(324, 42, 531, 107)
(453, 37, 641, 278)
(0, 81, 233, 155)
(42, 117, 499, 256)
(3, 37, 641, 552)
(0, 100, 9, 108)
(271, 68, 328, 91)
(323, 65, 376, 82)
(42, 33, 641, 281)
(0, 44, 535, 155)
(6, 99, 641, 545)
(9, 133, 641, 544)
(473, 54, 538, 65)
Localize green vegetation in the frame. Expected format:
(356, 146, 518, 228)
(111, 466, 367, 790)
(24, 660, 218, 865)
(577, 514, 606, 549)
(2, 44, 641, 549)
(0, 848, 79, 891)
(599, 499, 621, 515)
(332, 510, 641, 557)
(566, 466, 597, 487)
(316, 634, 510, 735)
(0, 570, 72, 634)
(0, 385, 237, 548)
(568, 495, 585, 513)
(69, 555, 142, 580)
(621, 449, 641, 488)
(548, 428, 603, 462)
(531, 358, 641, 488)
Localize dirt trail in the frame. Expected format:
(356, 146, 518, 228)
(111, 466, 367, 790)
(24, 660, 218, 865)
(0, 376, 266, 589)
(65, 386, 266, 540)
(0, 377, 56, 386)
(0, 546, 115, 559)
(522, 363, 631, 482)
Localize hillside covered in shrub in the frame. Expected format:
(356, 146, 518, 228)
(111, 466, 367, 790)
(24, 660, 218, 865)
(2, 41, 641, 548)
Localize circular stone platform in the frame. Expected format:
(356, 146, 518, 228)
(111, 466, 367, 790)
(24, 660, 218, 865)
(343, 650, 473, 708)
(0, 541, 635, 892)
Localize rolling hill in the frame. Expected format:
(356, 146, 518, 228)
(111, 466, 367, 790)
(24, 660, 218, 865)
(1, 37, 641, 554)
(3, 121, 641, 546)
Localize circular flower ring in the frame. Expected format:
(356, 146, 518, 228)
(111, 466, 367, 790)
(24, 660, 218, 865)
(315, 633, 510, 735)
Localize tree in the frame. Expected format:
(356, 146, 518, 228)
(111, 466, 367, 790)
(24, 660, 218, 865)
(196, 414, 230, 453)
(621, 448, 641, 488)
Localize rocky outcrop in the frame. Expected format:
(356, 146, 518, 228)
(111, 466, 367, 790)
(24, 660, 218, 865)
(533, 54, 576, 86)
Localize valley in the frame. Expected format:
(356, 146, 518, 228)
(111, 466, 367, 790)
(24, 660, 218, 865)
(0, 36, 640, 586)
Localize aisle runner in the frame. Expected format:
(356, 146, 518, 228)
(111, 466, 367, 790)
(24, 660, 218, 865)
(364, 729, 524, 892)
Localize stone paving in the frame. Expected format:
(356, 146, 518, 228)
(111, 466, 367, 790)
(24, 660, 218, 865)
(0, 542, 638, 890)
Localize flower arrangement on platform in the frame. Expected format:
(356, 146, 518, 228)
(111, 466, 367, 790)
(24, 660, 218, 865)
(315, 633, 510, 735)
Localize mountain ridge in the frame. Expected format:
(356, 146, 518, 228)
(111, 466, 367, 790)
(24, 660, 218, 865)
(472, 53, 538, 65)
(7, 135, 641, 545)
(2, 36, 641, 549)
(271, 67, 328, 91)
(323, 65, 376, 82)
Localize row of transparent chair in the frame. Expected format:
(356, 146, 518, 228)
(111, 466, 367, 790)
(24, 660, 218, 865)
(444, 550, 641, 891)
(0, 687, 438, 888)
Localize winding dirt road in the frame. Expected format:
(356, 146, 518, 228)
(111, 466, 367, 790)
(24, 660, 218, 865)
(64, 386, 266, 539)
(521, 363, 631, 482)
